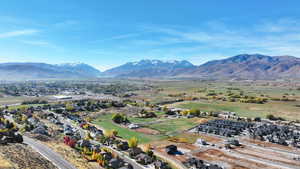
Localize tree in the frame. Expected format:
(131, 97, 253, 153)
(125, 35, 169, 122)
(104, 130, 116, 138)
(85, 132, 93, 140)
(112, 129, 118, 137)
(65, 103, 75, 112)
(128, 137, 138, 148)
(64, 136, 76, 148)
(189, 109, 200, 116)
(91, 151, 101, 161)
(97, 153, 106, 167)
(266, 114, 276, 120)
(180, 110, 189, 116)
(112, 113, 127, 124)
(162, 106, 168, 112)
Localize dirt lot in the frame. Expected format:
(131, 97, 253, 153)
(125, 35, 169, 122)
(241, 138, 300, 152)
(194, 149, 274, 169)
(152, 130, 300, 169)
(0, 144, 57, 169)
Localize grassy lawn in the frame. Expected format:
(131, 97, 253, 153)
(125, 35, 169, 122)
(127, 117, 156, 123)
(92, 113, 203, 144)
(92, 114, 166, 143)
(146, 118, 200, 136)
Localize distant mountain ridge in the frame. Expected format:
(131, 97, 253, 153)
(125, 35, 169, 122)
(0, 62, 101, 80)
(103, 59, 196, 77)
(180, 54, 300, 80)
(1, 54, 299, 80)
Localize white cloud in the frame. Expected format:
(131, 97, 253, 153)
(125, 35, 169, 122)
(92, 33, 141, 43)
(140, 19, 300, 57)
(0, 29, 39, 38)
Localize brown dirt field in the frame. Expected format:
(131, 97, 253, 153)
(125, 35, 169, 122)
(233, 148, 300, 167)
(45, 141, 99, 169)
(196, 118, 209, 124)
(134, 127, 160, 135)
(0, 144, 57, 169)
(194, 149, 276, 169)
(150, 140, 175, 148)
(156, 147, 188, 162)
(242, 138, 297, 152)
(178, 143, 198, 150)
(197, 134, 223, 143)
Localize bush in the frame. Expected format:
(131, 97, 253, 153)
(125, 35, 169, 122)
(266, 114, 276, 120)
(254, 117, 261, 122)
(266, 114, 285, 121)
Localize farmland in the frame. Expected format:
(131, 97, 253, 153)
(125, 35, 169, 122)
(1, 79, 300, 169)
(135, 80, 300, 121)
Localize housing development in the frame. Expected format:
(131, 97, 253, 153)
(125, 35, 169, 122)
(1, 79, 300, 169)
(1, 1, 300, 169)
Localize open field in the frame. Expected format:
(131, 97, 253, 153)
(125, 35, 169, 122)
(176, 100, 300, 120)
(7, 104, 45, 110)
(0, 96, 48, 105)
(146, 118, 200, 135)
(134, 80, 300, 121)
(93, 113, 205, 143)
(93, 114, 166, 143)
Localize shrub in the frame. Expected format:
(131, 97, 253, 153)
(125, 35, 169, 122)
(266, 114, 276, 120)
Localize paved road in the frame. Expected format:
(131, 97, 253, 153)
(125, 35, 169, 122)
(4, 115, 77, 169)
(23, 136, 77, 169)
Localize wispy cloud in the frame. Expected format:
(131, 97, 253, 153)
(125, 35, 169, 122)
(0, 29, 39, 38)
(20, 40, 64, 51)
(92, 33, 141, 43)
(20, 40, 51, 46)
(138, 18, 300, 57)
(53, 20, 79, 28)
(257, 18, 300, 33)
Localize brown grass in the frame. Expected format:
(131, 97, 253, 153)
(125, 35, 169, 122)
(0, 155, 13, 169)
(45, 141, 99, 169)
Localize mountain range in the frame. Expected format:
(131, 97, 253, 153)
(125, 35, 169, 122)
(0, 62, 101, 80)
(0, 54, 299, 80)
(103, 59, 196, 77)
(180, 54, 300, 80)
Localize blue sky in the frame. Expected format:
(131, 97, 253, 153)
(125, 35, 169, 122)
(0, 0, 300, 71)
